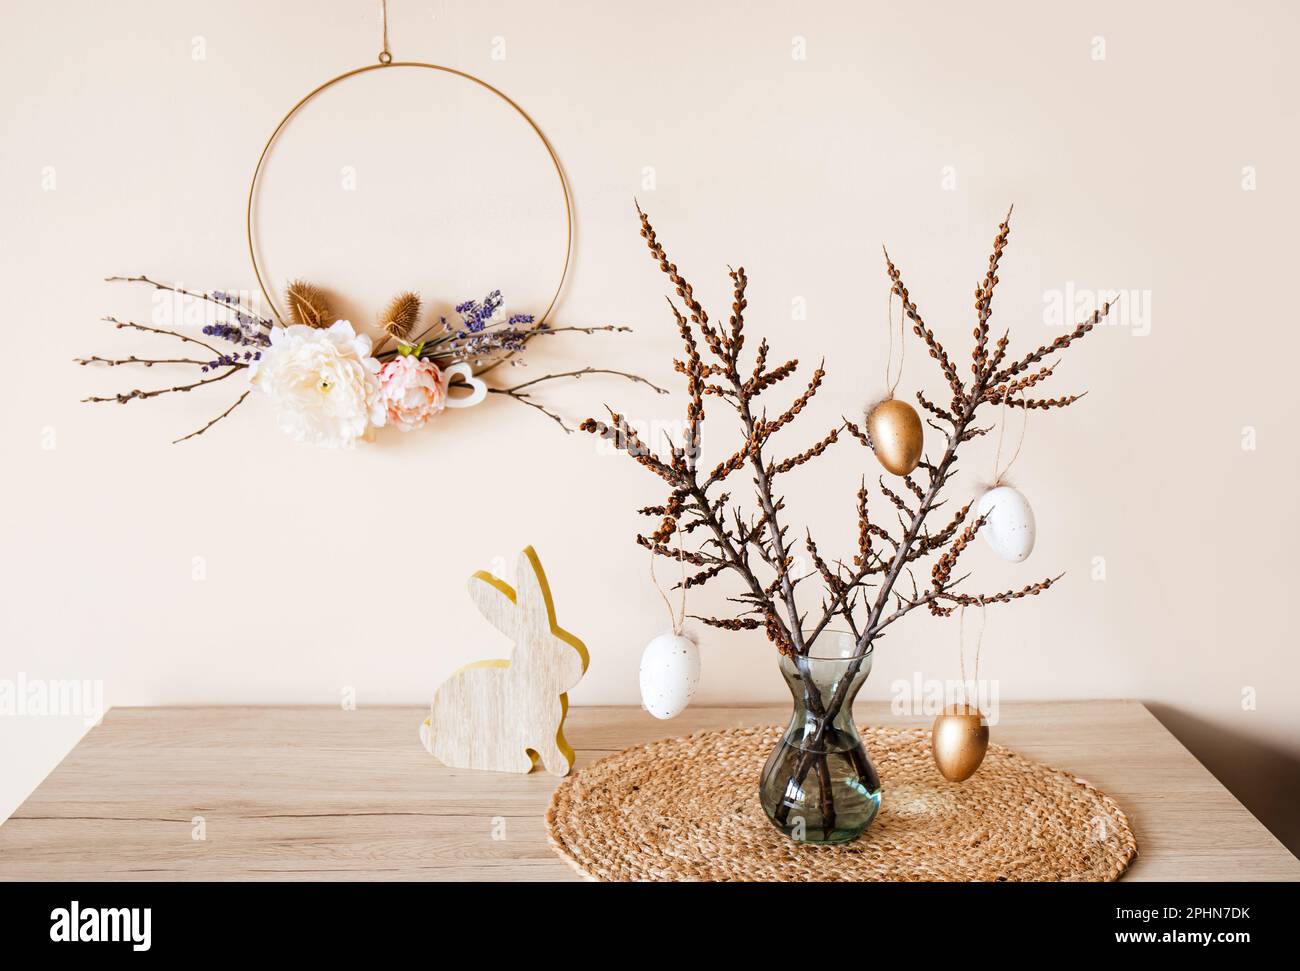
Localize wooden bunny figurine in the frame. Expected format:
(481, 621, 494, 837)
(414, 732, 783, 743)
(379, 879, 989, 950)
(420, 547, 589, 776)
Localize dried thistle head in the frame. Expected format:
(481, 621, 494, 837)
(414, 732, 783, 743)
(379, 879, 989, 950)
(380, 291, 421, 342)
(285, 280, 333, 329)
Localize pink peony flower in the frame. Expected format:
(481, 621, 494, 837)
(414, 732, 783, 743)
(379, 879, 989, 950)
(375, 355, 448, 431)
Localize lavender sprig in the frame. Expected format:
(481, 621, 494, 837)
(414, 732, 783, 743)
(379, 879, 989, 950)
(201, 350, 261, 373)
(455, 289, 505, 333)
(210, 291, 274, 330)
(376, 289, 623, 369)
(407, 291, 542, 365)
(201, 321, 271, 349)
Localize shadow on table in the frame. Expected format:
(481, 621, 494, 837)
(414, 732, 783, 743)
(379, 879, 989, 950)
(1147, 702, 1300, 860)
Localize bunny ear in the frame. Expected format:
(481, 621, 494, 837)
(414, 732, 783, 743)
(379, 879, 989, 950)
(513, 547, 559, 628)
(468, 570, 518, 638)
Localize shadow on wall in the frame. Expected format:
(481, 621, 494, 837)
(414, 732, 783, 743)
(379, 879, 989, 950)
(1148, 703, 1300, 859)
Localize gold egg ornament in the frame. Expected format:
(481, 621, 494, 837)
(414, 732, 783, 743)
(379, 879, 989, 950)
(931, 705, 990, 782)
(866, 398, 923, 476)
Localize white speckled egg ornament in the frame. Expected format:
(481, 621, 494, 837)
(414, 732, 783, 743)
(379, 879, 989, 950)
(641, 540, 701, 720)
(975, 485, 1036, 562)
(639, 629, 700, 719)
(977, 387, 1035, 562)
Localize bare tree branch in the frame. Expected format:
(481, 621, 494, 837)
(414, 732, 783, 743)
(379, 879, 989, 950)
(172, 391, 251, 444)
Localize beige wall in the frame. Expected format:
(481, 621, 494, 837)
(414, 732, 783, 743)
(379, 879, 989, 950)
(3, 0, 1298, 853)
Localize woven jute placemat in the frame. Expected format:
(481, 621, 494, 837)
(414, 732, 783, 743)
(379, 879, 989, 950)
(546, 725, 1137, 881)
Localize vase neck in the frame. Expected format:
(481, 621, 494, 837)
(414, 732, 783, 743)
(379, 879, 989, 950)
(780, 651, 871, 745)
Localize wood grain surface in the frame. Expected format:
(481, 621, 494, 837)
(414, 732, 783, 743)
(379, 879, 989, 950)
(0, 702, 1296, 881)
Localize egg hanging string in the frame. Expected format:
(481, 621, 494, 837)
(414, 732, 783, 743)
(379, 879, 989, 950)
(883, 270, 906, 399)
(990, 386, 1029, 487)
(957, 602, 988, 711)
(648, 530, 688, 637)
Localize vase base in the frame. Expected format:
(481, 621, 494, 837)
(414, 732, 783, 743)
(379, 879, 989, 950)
(764, 809, 880, 845)
(759, 739, 882, 844)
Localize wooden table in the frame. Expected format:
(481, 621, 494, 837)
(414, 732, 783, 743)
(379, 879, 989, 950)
(0, 702, 1295, 881)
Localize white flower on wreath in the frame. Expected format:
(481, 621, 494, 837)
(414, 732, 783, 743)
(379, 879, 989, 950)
(249, 320, 386, 448)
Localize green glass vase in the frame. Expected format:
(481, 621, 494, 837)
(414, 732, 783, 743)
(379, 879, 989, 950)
(758, 633, 881, 844)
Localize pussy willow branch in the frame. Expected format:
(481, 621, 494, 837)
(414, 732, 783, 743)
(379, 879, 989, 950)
(106, 275, 271, 329)
(99, 317, 221, 357)
(775, 223, 1112, 805)
(498, 366, 667, 396)
(719, 268, 822, 653)
(75, 355, 210, 368)
(587, 209, 843, 653)
(493, 322, 637, 354)
(528, 324, 634, 337)
(626, 204, 809, 649)
(589, 205, 1114, 671)
(172, 391, 251, 445)
(487, 368, 669, 433)
(811, 246, 1098, 665)
(81, 364, 246, 404)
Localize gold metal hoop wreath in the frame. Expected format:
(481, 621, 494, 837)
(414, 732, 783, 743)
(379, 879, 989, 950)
(245, 60, 573, 328)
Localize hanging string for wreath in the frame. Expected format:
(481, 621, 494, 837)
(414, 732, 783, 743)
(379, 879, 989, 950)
(865, 259, 924, 476)
(930, 603, 991, 782)
(77, 0, 664, 447)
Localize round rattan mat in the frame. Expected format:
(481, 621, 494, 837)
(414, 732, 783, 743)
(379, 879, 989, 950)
(546, 725, 1137, 881)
